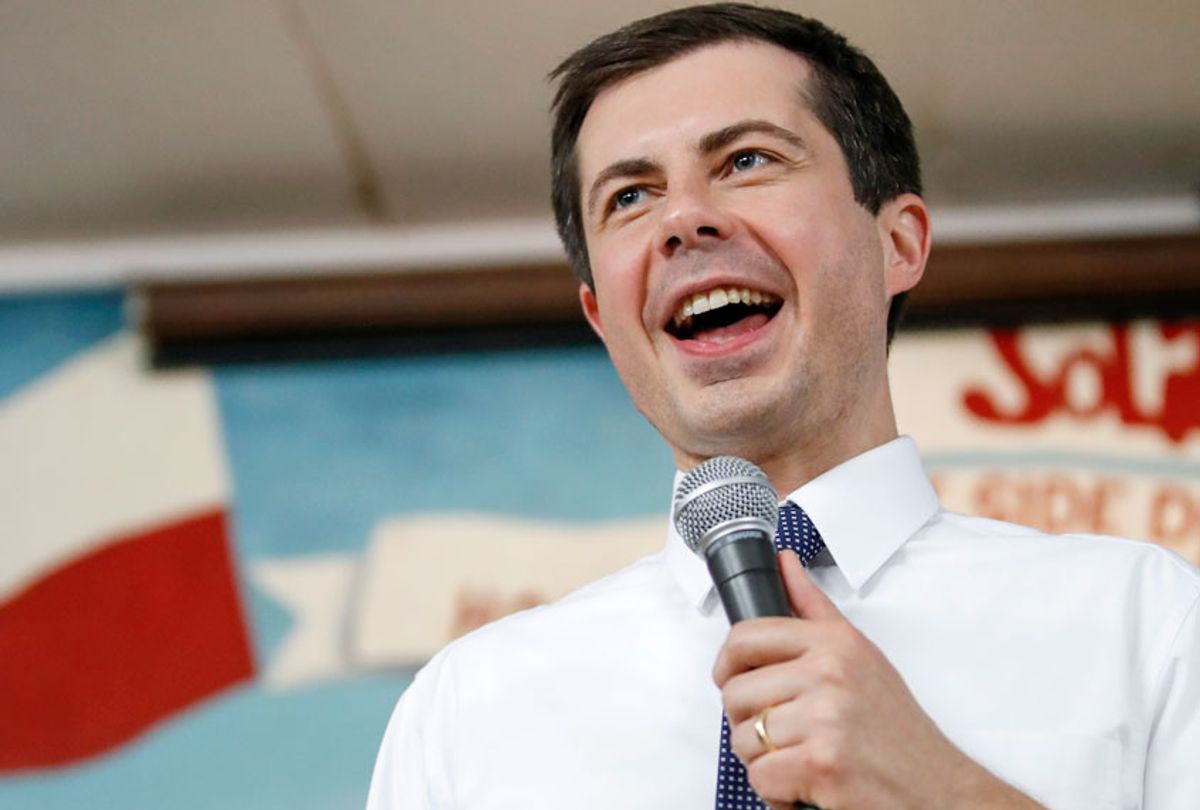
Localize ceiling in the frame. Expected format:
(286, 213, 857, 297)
(3, 0, 1199, 246)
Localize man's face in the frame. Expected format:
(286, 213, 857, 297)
(575, 41, 920, 471)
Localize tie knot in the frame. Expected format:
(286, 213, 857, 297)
(775, 502, 825, 567)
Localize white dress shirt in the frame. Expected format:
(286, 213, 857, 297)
(366, 437, 1200, 809)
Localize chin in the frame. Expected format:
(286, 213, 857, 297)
(669, 383, 798, 459)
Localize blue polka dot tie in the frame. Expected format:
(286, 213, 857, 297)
(714, 502, 825, 810)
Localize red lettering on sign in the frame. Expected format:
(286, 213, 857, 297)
(1160, 324, 1200, 443)
(972, 471, 1124, 534)
(963, 323, 1200, 443)
(449, 586, 545, 639)
(1149, 485, 1199, 544)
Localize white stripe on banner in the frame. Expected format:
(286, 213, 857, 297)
(247, 515, 663, 689)
(0, 333, 229, 603)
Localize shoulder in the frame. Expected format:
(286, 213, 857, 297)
(469, 548, 672, 639)
(415, 548, 677, 683)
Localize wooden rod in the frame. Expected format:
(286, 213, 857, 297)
(136, 232, 1200, 362)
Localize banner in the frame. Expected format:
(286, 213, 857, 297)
(0, 334, 253, 771)
(1, 290, 1196, 809)
(892, 322, 1200, 563)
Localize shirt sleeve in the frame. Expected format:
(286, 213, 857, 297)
(366, 651, 457, 810)
(1143, 590, 1200, 810)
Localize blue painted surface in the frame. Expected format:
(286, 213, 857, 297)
(0, 676, 411, 810)
(0, 290, 124, 399)
(214, 346, 671, 563)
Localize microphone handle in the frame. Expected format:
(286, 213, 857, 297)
(705, 530, 822, 810)
(705, 528, 790, 622)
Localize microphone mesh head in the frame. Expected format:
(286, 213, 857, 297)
(673, 456, 778, 553)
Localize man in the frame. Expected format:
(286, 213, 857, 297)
(367, 5, 1200, 808)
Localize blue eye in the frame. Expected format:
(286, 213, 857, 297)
(731, 151, 769, 172)
(612, 187, 645, 210)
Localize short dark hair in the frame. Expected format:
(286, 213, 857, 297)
(549, 2, 922, 343)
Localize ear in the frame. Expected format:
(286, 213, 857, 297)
(878, 193, 931, 297)
(579, 282, 606, 341)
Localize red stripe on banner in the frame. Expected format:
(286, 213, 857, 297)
(0, 509, 255, 772)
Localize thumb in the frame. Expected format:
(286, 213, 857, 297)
(779, 550, 839, 620)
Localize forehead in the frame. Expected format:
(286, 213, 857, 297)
(576, 41, 818, 180)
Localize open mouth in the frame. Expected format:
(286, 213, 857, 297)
(666, 286, 782, 342)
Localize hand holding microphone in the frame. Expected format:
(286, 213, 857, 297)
(674, 456, 817, 809)
(675, 457, 987, 810)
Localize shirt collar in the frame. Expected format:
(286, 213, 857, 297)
(785, 436, 939, 591)
(663, 436, 940, 609)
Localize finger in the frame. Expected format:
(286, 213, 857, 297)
(721, 659, 815, 724)
(712, 616, 815, 687)
(746, 746, 818, 810)
(779, 549, 840, 621)
(729, 696, 813, 762)
(729, 707, 786, 763)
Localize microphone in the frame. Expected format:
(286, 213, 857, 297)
(673, 455, 789, 623)
(675, 458, 820, 810)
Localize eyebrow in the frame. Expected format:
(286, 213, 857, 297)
(698, 119, 808, 156)
(586, 158, 660, 218)
(585, 119, 809, 218)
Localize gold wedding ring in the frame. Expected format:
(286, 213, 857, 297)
(754, 707, 778, 753)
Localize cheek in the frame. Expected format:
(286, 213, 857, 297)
(590, 245, 652, 328)
(739, 191, 842, 267)
(766, 204, 887, 329)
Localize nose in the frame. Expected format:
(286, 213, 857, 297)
(656, 182, 734, 258)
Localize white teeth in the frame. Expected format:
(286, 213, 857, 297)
(671, 286, 779, 331)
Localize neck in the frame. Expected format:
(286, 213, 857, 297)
(673, 381, 901, 498)
(756, 417, 898, 497)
